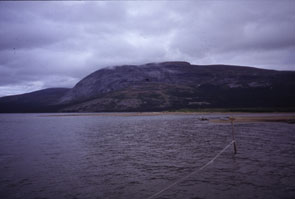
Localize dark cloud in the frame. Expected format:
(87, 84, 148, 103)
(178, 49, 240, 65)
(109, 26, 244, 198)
(0, 1, 294, 96)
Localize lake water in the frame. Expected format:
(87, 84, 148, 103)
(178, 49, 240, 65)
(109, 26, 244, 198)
(0, 113, 295, 199)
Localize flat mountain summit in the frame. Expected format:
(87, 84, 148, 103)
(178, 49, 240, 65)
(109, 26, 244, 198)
(1, 61, 295, 113)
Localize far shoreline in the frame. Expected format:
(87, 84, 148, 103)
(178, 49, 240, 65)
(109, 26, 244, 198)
(38, 111, 295, 124)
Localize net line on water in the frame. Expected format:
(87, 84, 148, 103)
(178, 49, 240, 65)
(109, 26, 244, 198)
(146, 140, 235, 199)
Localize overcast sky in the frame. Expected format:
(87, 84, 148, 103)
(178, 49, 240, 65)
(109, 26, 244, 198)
(0, 1, 294, 97)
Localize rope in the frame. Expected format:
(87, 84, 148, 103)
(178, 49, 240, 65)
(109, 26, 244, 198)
(146, 140, 235, 199)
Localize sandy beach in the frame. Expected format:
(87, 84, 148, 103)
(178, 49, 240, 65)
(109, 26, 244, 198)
(210, 114, 295, 124)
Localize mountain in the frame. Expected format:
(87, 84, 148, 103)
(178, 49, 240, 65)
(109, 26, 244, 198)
(0, 61, 295, 113)
(0, 88, 70, 113)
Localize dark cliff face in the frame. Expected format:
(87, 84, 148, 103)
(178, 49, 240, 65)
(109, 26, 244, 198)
(1, 61, 295, 113)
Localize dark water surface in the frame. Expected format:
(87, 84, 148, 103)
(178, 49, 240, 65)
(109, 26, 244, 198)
(0, 113, 295, 199)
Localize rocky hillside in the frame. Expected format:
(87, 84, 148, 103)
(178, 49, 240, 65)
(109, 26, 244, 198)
(0, 61, 295, 112)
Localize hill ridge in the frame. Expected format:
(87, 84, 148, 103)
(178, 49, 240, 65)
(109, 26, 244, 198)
(0, 61, 294, 112)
